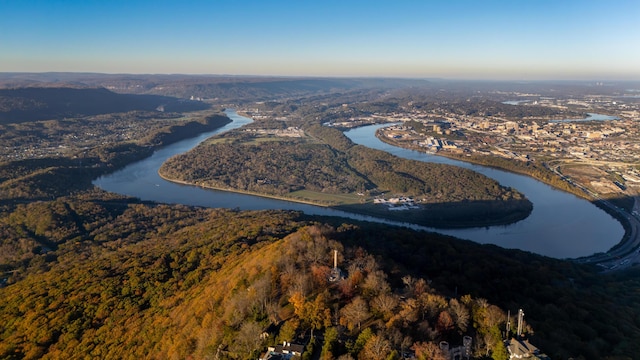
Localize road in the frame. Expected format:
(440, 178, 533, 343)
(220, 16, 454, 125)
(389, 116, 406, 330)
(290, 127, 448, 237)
(544, 162, 640, 270)
(576, 195, 640, 271)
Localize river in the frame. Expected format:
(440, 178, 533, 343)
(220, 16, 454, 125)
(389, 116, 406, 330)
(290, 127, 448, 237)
(550, 113, 619, 123)
(94, 110, 623, 259)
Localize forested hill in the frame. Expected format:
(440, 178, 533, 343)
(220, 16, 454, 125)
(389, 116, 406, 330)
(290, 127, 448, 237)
(0, 199, 638, 359)
(1, 201, 514, 359)
(0, 87, 209, 124)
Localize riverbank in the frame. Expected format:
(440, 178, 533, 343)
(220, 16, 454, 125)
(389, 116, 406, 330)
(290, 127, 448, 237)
(158, 170, 533, 229)
(376, 129, 584, 197)
(334, 200, 532, 229)
(157, 120, 534, 229)
(156, 171, 332, 207)
(375, 128, 634, 259)
(97, 110, 623, 258)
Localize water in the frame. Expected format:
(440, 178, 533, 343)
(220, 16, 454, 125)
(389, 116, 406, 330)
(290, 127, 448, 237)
(501, 103, 619, 123)
(550, 113, 619, 123)
(94, 110, 624, 259)
(502, 100, 531, 105)
(93, 110, 419, 225)
(345, 124, 623, 258)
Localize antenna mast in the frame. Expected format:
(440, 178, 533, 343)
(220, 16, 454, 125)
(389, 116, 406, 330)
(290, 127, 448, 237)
(517, 309, 524, 338)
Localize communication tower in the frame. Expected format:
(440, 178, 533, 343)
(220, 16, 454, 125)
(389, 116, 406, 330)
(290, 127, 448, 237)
(517, 309, 525, 338)
(329, 249, 344, 282)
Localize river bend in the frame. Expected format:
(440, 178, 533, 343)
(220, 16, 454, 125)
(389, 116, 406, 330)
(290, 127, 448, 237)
(94, 110, 623, 259)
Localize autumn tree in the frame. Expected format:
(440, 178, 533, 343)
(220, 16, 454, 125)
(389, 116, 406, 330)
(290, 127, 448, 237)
(347, 327, 373, 357)
(411, 341, 447, 360)
(230, 321, 264, 359)
(420, 293, 447, 322)
(436, 310, 455, 334)
(361, 270, 391, 299)
(340, 296, 370, 332)
(387, 298, 419, 329)
(321, 326, 339, 360)
(361, 334, 392, 359)
(289, 291, 332, 338)
(472, 298, 507, 359)
(449, 298, 470, 334)
(371, 293, 399, 321)
(278, 319, 299, 344)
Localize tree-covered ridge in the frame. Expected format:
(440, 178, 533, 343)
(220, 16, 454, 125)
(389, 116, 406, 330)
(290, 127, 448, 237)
(161, 138, 370, 196)
(1, 199, 638, 359)
(0, 87, 209, 124)
(0, 201, 515, 360)
(345, 144, 524, 203)
(0, 204, 299, 359)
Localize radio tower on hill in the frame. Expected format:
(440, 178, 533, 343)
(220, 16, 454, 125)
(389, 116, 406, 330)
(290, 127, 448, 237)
(329, 249, 344, 282)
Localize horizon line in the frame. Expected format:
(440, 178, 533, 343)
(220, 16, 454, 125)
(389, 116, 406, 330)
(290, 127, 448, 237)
(1, 71, 640, 83)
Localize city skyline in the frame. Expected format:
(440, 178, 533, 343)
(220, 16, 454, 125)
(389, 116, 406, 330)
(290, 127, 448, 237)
(1, 0, 639, 80)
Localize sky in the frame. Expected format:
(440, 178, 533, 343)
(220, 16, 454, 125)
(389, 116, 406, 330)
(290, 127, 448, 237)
(1, 0, 639, 80)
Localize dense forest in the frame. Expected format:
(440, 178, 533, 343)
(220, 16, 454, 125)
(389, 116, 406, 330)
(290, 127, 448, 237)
(161, 138, 369, 196)
(0, 201, 506, 359)
(1, 197, 639, 359)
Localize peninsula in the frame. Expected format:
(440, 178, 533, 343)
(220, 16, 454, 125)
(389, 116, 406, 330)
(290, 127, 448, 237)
(159, 118, 532, 228)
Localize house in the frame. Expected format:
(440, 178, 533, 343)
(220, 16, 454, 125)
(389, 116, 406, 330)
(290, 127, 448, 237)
(506, 338, 549, 359)
(259, 341, 305, 360)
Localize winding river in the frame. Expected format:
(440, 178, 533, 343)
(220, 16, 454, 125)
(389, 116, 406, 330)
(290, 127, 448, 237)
(94, 110, 623, 259)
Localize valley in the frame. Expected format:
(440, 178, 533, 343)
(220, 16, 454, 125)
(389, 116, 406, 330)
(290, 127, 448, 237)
(1, 76, 639, 359)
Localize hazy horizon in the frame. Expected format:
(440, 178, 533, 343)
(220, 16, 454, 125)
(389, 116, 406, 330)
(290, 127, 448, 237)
(2, 0, 639, 81)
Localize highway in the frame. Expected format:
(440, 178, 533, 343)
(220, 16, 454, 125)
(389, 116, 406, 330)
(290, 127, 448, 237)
(545, 162, 640, 270)
(575, 195, 640, 271)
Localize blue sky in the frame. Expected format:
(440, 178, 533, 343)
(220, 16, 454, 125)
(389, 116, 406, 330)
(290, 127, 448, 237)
(1, 0, 639, 80)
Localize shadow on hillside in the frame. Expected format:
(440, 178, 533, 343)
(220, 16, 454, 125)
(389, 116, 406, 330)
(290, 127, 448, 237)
(333, 198, 533, 229)
(0, 87, 209, 124)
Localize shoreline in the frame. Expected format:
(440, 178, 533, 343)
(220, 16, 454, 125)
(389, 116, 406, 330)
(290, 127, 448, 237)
(157, 170, 532, 230)
(157, 170, 331, 208)
(374, 128, 636, 261)
(375, 128, 586, 198)
(95, 110, 624, 259)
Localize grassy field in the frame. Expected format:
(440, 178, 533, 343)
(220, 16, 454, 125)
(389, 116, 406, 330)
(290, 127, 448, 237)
(241, 137, 287, 145)
(204, 136, 296, 146)
(203, 137, 235, 145)
(288, 189, 365, 205)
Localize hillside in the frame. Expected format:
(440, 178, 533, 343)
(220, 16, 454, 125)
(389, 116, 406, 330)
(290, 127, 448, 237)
(0, 87, 209, 124)
(0, 199, 638, 359)
(0, 201, 504, 359)
(0, 73, 429, 103)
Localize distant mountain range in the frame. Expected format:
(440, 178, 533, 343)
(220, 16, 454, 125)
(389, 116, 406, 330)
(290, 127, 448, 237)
(0, 72, 431, 104)
(0, 87, 209, 124)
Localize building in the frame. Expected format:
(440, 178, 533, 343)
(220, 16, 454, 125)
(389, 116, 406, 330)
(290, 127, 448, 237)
(506, 309, 549, 359)
(259, 341, 305, 360)
(506, 338, 549, 359)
